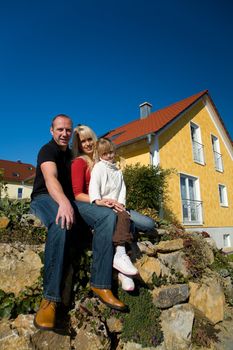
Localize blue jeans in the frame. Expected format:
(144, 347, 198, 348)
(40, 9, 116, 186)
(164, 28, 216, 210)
(30, 194, 75, 302)
(74, 201, 117, 289)
(129, 209, 155, 233)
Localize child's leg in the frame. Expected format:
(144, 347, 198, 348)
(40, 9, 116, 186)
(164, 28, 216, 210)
(112, 210, 133, 245)
(113, 211, 138, 276)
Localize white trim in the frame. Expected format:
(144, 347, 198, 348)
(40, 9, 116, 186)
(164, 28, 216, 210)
(190, 121, 205, 165)
(204, 96, 233, 160)
(179, 172, 203, 225)
(218, 183, 228, 207)
(148, 134, 160, 166)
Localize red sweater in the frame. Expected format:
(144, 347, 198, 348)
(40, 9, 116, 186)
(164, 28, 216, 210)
(71, 157, 91, 197)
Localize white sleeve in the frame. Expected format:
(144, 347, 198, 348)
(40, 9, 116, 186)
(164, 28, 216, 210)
(89, 163, 102, 203)
(118, 172, 126, 206)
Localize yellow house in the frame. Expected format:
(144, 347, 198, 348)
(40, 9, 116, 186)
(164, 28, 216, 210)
(0, 159, 35, 199)
(104, 90, 233, 249)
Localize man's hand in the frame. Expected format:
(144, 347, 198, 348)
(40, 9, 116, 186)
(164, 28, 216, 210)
(55, 199, 75, 230)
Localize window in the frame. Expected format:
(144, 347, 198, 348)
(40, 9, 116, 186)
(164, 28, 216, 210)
(17, 187, 23, 199)
(12, 172, 20, 177)
(223, 234, 231, 248)
(218, 184, 228, 206)
(211, 135, 223, 172)
(190, 123, 204, 164)
(180, 174, 203, 224)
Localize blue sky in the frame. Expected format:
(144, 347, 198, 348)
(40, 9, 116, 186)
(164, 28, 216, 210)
(0, 0, 232, 165)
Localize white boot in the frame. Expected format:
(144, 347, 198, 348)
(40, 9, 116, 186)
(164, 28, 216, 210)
(113, 252, 138, 275)
(118, 273, 135, 291)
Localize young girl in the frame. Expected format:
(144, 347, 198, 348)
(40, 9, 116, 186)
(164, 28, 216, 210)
(89, 137, 138, 291)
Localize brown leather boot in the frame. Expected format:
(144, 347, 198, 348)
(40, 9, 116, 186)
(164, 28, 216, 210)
(34, 299, 56, 330)
(91, 287, 127, 311)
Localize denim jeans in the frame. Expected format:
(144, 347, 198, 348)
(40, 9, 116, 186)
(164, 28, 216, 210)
(74, 201, 117, 289)
(30, 194, 76, 302)
(129, 209, 155, 233)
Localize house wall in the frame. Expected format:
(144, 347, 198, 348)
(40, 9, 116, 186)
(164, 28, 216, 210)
(158, 100, 233, 229)
(118, 140, 150, 166)
(1, 183, 33, 199)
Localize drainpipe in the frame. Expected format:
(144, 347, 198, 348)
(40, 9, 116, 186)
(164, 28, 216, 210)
(146, 133, 159, 166)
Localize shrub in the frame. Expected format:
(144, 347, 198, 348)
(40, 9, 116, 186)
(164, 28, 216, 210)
(119, 287, 163, 347)
(123, 163, 172, 211)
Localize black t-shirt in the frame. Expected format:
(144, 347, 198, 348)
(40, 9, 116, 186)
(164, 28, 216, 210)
(31, 139, 74, 200)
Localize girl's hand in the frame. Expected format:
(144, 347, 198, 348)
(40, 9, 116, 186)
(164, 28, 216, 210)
(95, 199, 114, 207)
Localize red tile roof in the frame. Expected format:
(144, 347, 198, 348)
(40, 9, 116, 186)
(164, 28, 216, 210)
(0, 159, 35, 183)
(104, 90, 211, 145)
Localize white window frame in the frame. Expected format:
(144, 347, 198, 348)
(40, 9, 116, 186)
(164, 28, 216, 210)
(211, 134, 223, 172)
(190, 122, 205, 165)
(218, 184, 228, 207)
(180, 173, 203, 225)
(17, 187, 23, 199)
(223, 234, 231, 248)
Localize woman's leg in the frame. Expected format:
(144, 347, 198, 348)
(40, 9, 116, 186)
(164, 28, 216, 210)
(129, 209, 155, 233)
(74, 201, 116, 289)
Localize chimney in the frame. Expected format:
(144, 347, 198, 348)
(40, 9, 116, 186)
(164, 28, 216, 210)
(139, 102, 152, 119)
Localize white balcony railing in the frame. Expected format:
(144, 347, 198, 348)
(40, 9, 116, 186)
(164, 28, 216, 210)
(213, 151, 223, 172)
(182, 199, 203, 224)
(192, 140, 204, 164)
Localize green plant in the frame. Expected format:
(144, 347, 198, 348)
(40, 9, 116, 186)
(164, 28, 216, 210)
(192, 314, 219, 348)
(123, 163, 172, 211)
(183, 236, 211, 280)
(119, 288, 163, 347)
(0, 277, 43, 319)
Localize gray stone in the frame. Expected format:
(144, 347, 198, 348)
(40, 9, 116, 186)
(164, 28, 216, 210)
(161, 304, 194, 350)
(158, 251, 189, 278)
(152, 284, 189, 309)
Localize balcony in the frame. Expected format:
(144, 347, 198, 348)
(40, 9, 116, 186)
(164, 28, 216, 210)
(182, 199, 203, 224)
(213, 151, 223, 172)
(192, 140, 205, 164)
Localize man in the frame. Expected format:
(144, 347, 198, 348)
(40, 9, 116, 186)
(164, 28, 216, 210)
(30, 114, 75, 330)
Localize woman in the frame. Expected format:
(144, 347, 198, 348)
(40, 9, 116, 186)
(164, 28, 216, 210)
(71, 125, 155, 309)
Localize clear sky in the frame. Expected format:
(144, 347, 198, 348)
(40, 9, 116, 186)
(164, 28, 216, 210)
(0, 0, 232, 166)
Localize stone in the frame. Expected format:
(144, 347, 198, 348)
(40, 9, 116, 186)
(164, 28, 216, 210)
(72, 317, 111, 350)
(135, 256, 161, 284)
(0, 216, 10, 229)
(12, 314, 36, 337)
(158, 251, 189, 278)
(31, 329, 71, 350)
(0, 319, 31, 350)
(152, 284, 189, 309)
(204, 237, 217, 250)
(0, 243, 42, 296)
(155, 239, 184, 252)
(137, 241, 156, 256)
(161, 303, 194, 350)
(189, 279, 225, 324)
(106, 316, 123, 333)
(20, 214, 44, 227)
(116, 340, 165, 349)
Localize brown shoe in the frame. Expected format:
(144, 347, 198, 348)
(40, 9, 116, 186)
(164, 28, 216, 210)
(34, 299, 56, 330)
(91, 287, 127, 311)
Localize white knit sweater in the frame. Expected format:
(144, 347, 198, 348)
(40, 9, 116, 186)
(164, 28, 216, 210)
(89, 159, 126, 205)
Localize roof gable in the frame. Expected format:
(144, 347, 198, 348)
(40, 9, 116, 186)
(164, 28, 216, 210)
(104, 90, 209, 145)
(0, 159, 35, 183)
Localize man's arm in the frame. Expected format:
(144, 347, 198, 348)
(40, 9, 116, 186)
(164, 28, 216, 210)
(41, 161, 74, 229)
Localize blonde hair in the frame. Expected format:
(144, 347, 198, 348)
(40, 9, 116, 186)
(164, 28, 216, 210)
(72, 125, 98, 168)
(96, 138, 116, 158)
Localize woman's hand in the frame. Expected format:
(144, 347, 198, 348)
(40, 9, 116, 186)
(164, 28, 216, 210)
(95, 199, 115, 208)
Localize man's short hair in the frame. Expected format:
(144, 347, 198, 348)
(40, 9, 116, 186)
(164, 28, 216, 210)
(51, 114, 73, 128)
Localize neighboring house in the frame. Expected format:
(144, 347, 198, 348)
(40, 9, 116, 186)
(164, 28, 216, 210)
(104, 90, 233, 249)
(0, 159, 35, 199)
